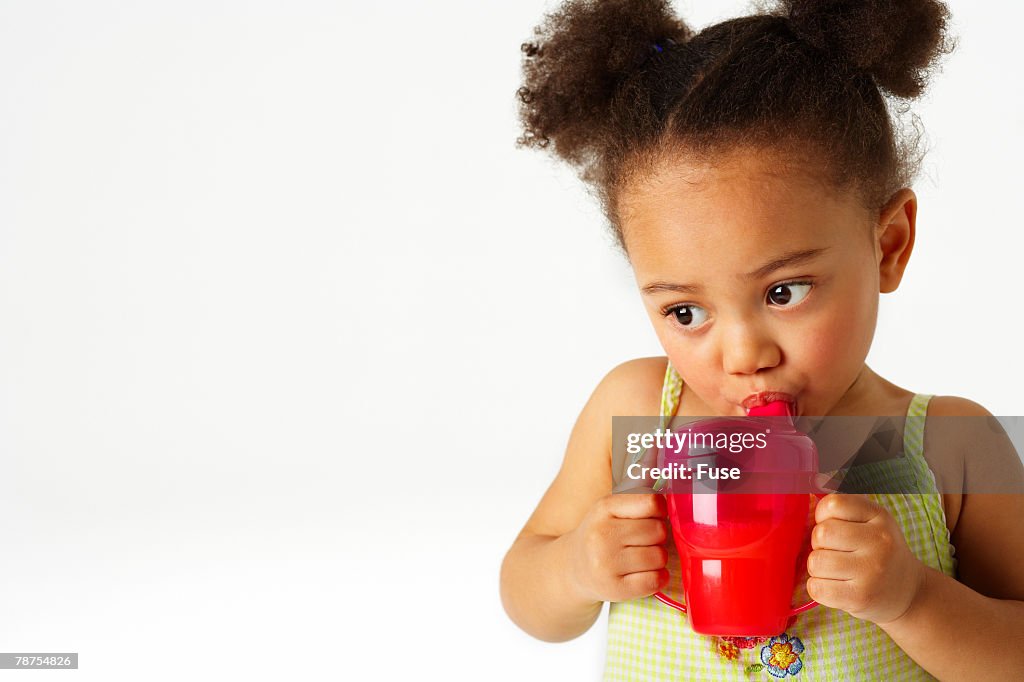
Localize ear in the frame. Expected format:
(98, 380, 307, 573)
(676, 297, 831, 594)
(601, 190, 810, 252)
(876, 189, 917, 294)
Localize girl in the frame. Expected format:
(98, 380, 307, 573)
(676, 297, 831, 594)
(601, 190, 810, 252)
(499, 0, 1024, 680)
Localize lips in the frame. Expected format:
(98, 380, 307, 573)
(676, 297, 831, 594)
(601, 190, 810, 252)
(741, 391, 796, 411)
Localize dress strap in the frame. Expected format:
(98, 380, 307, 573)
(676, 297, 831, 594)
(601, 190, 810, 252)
(902, 393, 935, 481)
(660, 361, 683, 420)
(903, 393, 932, 458)
(900, 393, 958, 575)
(618, 362, 684, 490)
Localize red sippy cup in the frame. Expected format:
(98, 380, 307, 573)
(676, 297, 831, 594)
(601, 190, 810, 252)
(652, 400, 825, 636)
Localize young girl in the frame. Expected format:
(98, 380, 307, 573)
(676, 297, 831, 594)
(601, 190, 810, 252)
(499, 0, 1024, 679)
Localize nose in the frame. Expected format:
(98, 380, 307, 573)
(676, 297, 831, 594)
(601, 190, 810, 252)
(720, 316, 782, 375)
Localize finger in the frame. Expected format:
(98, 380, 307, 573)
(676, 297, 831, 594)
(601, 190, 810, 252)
(615, 517, 668, 547)
(608, 492, 667, 519)
(814, 493, 882, 524)
(806, 576, 856, 610)
(811, 518, 878, 551)
(616, 545, 668, 576)
(618, 569, 670, 599)
(807, 549, 857, 580)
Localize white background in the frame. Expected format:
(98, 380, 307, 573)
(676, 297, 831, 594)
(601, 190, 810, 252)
(0, 1, 1021, 680)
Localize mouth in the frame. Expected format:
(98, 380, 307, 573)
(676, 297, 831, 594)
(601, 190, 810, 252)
(741, 391, 797, 414)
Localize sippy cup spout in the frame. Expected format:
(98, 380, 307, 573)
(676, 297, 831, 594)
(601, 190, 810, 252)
(746, 399, 795, 422)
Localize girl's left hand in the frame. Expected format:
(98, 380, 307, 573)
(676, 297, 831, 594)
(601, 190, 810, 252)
(806, 493, 925, 625)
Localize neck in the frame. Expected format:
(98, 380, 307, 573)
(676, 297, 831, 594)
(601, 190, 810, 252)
(825, 365, 887, 416)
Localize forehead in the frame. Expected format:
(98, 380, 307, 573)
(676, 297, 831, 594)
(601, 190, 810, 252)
(620, 149, 870, 274)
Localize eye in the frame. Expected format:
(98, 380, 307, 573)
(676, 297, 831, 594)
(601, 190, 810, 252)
(663, 304, 709, 330)
(767, 281, 812, 307)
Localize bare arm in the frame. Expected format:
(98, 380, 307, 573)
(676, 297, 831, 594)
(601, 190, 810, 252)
(499, 358, 669, 642)
(878, 399, 1024, 679)
(877, 495, 1024, 680)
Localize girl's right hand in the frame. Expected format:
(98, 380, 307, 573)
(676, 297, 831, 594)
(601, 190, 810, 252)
(566, 492, 671, 603)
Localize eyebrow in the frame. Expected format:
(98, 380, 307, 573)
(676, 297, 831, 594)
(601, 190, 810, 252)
(640, 247, 831, 295)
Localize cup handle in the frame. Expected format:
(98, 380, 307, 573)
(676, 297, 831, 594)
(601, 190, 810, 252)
(790, 490, 831, 616)
(657, 591, 814, 617)
(788, 598, 818, 616)
(652, 591, 686, 613)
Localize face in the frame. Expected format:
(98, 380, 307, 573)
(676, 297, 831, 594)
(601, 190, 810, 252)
(621, 149, 885, 418)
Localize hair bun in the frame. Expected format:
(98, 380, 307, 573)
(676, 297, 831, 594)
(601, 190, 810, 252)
(517, 0, 691, 168)
(781, 0, 954, 98)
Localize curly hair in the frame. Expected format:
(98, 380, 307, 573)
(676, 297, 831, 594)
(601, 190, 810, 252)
(516, 0, 955, 252)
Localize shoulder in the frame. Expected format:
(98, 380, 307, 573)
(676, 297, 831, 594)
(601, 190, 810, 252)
(919, 396, 994, 464)
(923, 398, 1024, 600)
(591, 356, 670, 418)
(925, 395, 1018, 476)
(561, 356, 671, 470)
(920, 395, 1021, 535)
(516, 357, 672, 537)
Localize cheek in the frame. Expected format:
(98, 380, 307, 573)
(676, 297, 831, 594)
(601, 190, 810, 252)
(797, 289, 878, 373)
(650, 322, 719, 394)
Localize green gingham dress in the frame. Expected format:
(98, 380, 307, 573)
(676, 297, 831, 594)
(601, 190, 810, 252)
(604, 362, 957, 681)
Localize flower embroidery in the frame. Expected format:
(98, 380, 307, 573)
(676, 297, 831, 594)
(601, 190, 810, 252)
(722, 635, 768, 649)
(717, 641, 740, 660)
(760, 633, 805, 678)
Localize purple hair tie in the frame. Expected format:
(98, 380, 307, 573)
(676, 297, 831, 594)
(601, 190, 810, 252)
(652, 37, 676, 53)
